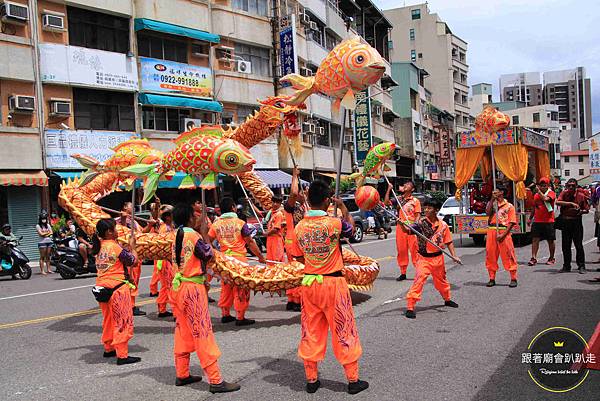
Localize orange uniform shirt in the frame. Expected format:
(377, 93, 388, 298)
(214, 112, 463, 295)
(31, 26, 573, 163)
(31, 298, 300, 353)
(398, 196, 421, 223)
(291, 211, 353, 275)
(410, 217, 453, 254)
(489, 200, 517, 227)
(267, 210, 284, 239)
(171, 228, 212, 277)
(209, 212, 251, 256)
(95, 239, 135, 288)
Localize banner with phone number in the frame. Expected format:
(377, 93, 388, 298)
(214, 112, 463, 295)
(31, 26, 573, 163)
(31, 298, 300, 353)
(139, 57, 213, 98)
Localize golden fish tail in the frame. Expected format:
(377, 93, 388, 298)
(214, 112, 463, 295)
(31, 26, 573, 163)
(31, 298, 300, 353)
(280, 74, 315, 105)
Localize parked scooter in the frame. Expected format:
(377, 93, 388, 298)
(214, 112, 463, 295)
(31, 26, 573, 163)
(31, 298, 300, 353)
(53, 236, 96, 279)
(0, 237, 32, 280)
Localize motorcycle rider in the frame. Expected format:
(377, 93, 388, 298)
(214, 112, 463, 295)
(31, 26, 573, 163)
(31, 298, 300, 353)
(76, 226, 93, 268)
(0, 224, 18, 258)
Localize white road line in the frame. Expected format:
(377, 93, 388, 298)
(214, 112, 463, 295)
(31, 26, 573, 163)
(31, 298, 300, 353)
(0, 275, 152, 301)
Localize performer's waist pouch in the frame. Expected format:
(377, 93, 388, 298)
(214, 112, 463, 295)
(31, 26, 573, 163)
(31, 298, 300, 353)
(302, 271, 343, 287)
(92, 282, 125, 303)
(418, 251, 443, 258)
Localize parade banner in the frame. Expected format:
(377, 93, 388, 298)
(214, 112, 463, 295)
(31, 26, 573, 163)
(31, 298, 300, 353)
(45, 130, 138, 169)
(39, 43, 138, 91)
(458, 128, 517, 148)
(590, 135, 600, 181)
(452, 214, 525, 234)
(520, 128, 549, 151)
(139, 57, 213, 98)
(353, 88, 372, 166)
(279, 14, 298, 80)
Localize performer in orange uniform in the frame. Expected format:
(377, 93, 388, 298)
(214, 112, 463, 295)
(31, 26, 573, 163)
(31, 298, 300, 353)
(148, 202, 162, 297)
(384, 181, 421, 281)
(283, 167, 307, 311)
(485, 185, 518, 288)
(170, 203, 240, 393)
(400, 198, 460, 319)
(156, 205, 175, 318)
(289, 180, 369, 395)
(192, 198, 216, 303)
(92, 218, 141, 365)
(209, 197, 265, 326)
(266, 195, 285, 263)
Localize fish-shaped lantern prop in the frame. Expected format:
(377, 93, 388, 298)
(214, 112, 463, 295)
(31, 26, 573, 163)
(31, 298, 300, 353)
(349, 142, 396, 187)
(281, 36, 386, 114)
(475, 106, 510, 134)
(122, 126, 256, 204)
(72, 138, 165, 187)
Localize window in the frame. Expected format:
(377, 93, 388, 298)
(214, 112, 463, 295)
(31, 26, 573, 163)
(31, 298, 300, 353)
(512, 115, 519, 125)
(533, 112, 540, 122)
(315, 121, 330, 147)
(556, 160, 561, 169)
(411, 50, 416, 62)
(579, 169, 584, 176)
(74, 88, 134, 131)
(142, 106, 190, 132)
(235, 43, 271, 77)
(138, 34, 188, 63)
(418, 53, 423, 59)
(554, 144, 560, 153)
(564, 156, 570, 162)
(221, 110, 234, 125)
(68, 7, 129, 53)
(564, 169, 570, 176)
(237, 105, 259, 124)
(409, 28, 415, 40)
(325, 33, 339, 51)
(232, 0, 268, 16)
(330, 124, 341, 148)
(578, 155, 584, 162)
(411, 9, 421, 19)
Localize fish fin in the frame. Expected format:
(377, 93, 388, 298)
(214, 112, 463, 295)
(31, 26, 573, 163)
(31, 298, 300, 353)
(121, 163, 156, 177)
(72, 154, 100, 170)
(141, 173, 161, 205)
(200, 172, 217, 189)
(281, 74, 313, 90)
(173, 126, 222, 145)
(111, 138, 150, 152)
(78, 171, 100, 187)
(383, 164, 392, 172)
(178, 175, 196, 190)
(348, 172, 365, 187)
(341, 89, 356, 110)
(332, 98, 341, 120)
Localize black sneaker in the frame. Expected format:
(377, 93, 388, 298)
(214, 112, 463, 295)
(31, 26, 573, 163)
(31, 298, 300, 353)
(559, 267, 571, 273)
(208, 296, 216, 303)
(149, 292, 158, 297)
(132, 307, 146, 316)
(444, 300, 459, 308)
(158, 311, 173, 318)
(209, 381, 241, 393)
(235, 318, 256, 326)
(221, 315, 236, 324)
(509, 280, 518, 288)
(348, 380, 369, 395)
(396, 274, 407, 281)
(285, 302, 295, 311)
(578, 267, 587, 274)
(306, 380, 321, 393)
(175, 375, 202, 386)
(292, 303, 302, 312)
(486, 280, 496, 287)
(116, 356, 141, 365)
(103, 350, 116, 358)
(405, 310, 416, 319)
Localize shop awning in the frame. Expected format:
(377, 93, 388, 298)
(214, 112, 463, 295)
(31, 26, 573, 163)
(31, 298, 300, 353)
(54, 171, 194, 189)
(134, 18, 220, 44)
(0, 171, 48, 186)
(139, 93, 223, 113)
(255, 170, 309, 189)
(53, 171, 81, 181)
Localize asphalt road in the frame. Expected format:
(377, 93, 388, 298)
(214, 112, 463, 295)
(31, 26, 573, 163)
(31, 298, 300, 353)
(0, 218, 598, 401)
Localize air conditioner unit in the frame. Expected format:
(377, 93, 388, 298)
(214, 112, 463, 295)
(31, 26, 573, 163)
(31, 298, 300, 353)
(316, 126, 325, 136)
(302, 122, 316, 134)
(42, 14, 64, 30)
(343, 134, 354, 143)
(236, 60, 252, 74)
(191, 42, 209, 57)
(50, 100, 71, 116)
(1, 1, 28, 24)
(300, 67, 313, 77)
(8, 95, 35, 113)
(182, 118, 202, 131)
(299, 12, 311, 26)
(373, 105, 382, 116)
(309, 21, 318, 31)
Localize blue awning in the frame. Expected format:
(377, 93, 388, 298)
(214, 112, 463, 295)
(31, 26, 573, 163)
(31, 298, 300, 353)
(54, 171, 193, 189)
(53, 171, 82, 181)
(254, 170, 309, 189)
(139, 93, 223, 113)
(134, 18, 220, 44)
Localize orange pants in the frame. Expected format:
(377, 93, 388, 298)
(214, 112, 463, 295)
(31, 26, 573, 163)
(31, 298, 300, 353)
(172, 282, 223, 383)
(485, 230, 518, 280)
(285, 244, 302, 304)
(218, 255, 250, 319)
(150, 261, 160, 294)
(299, 277, 362, 382)
(100, 285, 133, 358)
(129, 261, 142, 305)
(406, 256, 451, 310)
(396, 226, 418, 274)
(266, 235, 285, 263)
(156, 260, 174, 313)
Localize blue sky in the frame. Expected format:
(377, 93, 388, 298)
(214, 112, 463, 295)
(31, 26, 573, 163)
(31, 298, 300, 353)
(376, 0, 599, 132)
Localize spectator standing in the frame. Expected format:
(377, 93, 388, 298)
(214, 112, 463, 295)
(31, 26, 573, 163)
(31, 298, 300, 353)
(36, 213, 53, 275)
(556, 178, 589, 273)
(528, 177, 556, 266)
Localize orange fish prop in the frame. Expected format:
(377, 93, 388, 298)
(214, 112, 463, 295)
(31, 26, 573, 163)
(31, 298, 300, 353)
(281, 36, 386, 114)
(475, 106, 510, 134)
(73, 138, 164, 187)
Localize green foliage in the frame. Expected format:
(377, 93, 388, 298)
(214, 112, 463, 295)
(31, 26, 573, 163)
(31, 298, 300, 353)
(425, 190, 448, 204)
(52, 216, 66, 233)
(330, 178, 355, 193)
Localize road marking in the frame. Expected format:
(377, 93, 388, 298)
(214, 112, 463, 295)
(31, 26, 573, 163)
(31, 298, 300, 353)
(382, 297, 402, 305)
(0, 288, 221, 330)
(0, 275, 153, 301)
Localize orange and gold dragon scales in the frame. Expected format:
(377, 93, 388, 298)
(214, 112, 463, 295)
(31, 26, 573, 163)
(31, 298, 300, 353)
(58, 96, 379, 293)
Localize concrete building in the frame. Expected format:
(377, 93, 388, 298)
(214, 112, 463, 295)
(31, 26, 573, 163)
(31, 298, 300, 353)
(561, 149, 589, 183)
(385, 3, 471, 133)
(469, 82, 492, 116)
(543, 67, 592, 140)
(499, 72, 543, 106)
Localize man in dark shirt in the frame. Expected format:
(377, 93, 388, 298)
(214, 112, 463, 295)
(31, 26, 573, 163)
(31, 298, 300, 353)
(557, 178, 589, 273)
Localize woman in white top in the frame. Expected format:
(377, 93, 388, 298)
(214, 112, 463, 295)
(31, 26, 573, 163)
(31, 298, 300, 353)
(36, 213, 53, 275)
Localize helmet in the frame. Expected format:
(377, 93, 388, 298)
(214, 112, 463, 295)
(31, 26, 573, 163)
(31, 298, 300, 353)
(39, 209, 49, 218)
(1, 223, 10, 231)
